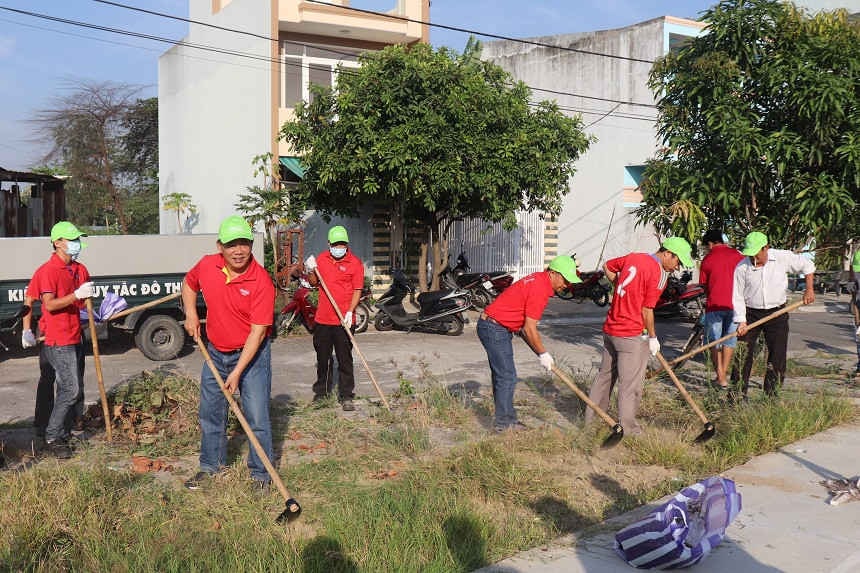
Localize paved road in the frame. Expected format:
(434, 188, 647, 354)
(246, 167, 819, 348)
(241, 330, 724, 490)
(0, 296, 856, 426)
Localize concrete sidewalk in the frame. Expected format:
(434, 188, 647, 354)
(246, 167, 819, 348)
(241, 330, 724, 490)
(477, 424, 860, 573)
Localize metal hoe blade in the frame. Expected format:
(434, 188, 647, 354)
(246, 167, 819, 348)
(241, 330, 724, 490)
(601, 423, 624, 449)
(276, 498, 303, 524)
(694, 422, 716, 444)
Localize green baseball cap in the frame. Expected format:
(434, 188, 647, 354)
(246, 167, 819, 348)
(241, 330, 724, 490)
(661, 236, 694, 268)
(218, 215, 253, 244)
(852, 250, 860, 272)
(548, 255, 582, 284)
(50, 221, 87, 243)
(741, 231, 768, 256)
(328, 225, 349, 244)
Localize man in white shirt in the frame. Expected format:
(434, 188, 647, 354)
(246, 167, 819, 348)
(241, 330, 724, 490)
(733, 231, 815, 397)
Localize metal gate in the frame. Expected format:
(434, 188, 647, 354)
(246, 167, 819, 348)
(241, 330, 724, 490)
(445, 211, 545, 279)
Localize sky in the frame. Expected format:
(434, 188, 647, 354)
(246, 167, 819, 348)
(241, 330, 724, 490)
(0, 0, 717, 170)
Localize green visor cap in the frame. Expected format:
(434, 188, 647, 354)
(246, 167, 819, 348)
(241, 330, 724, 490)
(218, 215, 254, 244)
(661, 236, 694, 268)
(852, 250, 860, 272)
(741, 231, 768, 256)
(50, 221, 87, 244)
(328, 225, 349, 244)
(548, 255, 582, 284)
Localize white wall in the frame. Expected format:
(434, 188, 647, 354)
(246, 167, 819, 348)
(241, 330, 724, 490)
(159, 0, 273, 235)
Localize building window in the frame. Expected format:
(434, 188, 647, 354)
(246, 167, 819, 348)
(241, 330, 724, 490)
(280, 42, 361, 109)
(623, 165, 645, 208)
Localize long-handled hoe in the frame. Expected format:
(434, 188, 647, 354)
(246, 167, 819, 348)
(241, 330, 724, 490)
(518, 335, 623, 448)
(312, 270, 391, 411)
(655, 351, 715, 443)
(196, 338, 302, 524)
(85, 298, 113, 441)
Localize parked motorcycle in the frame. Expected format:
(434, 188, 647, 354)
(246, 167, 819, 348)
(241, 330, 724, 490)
(557, 269, 611, 306)
(374, 269, 471, 335)
(654, 270, 706, 322)
(438, 251, 513, 309)
(276, 273, 372, 335)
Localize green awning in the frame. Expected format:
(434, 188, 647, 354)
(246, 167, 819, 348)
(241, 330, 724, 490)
(279, 156, 305, 179)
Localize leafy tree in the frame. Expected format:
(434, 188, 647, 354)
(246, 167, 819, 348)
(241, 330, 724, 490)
(162, 192, 198, 233)
(281, 39, 591, 289)
(234, 153, 306, 274)
(636, 0, 860, 252)
(32, 82, 160, 234)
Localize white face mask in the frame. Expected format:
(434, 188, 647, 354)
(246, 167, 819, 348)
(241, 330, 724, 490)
(330, 246, 347, 259)
(65, 239, 82, 261)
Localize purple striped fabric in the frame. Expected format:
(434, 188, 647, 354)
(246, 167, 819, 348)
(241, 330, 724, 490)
(614, 476, 742, 569)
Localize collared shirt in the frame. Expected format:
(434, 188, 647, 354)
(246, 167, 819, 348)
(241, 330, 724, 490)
(185, 254, 274, 352)
(28, 253, 90, 346)
(603, 253, 667, 337)
(732, 248, 815, 323)
(700, 244, 744, 313)
(313, 250, 364, 326)
(484, 270, 554, 332)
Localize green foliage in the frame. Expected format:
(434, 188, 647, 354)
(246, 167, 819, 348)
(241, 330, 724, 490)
(281, 40, 591, 282)
(161, 192, 198, 233)
(637, 0, 860, 249)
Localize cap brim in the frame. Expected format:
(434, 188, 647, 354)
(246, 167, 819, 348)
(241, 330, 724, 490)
(567, 272, 583, 284)
(678, 253, 694, 268)
(741, 243, 764, 256)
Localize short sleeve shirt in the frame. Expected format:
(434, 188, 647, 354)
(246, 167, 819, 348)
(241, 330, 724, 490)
(25, 281, 48, 335)
(699, 244, 744, 313)
(185, 254, 275, 352)
(484, 271, 554, 332)
(314, 250, 365, 326)
(29, 253, 91, 346)
(603, 253, 666, 337)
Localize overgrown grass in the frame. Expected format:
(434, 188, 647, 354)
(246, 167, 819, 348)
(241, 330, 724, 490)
(0, 366, 855, 571)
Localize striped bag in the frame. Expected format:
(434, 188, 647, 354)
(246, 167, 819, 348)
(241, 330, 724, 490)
(614, 476, 742, 569)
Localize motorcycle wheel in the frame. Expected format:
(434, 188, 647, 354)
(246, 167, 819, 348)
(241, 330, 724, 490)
(681, 293, 707, 323)
(676, 322, 705, 370)
(374, 313, 395, 332)
(276, 311, 300, 336)
(443, 315, 465, 336)
(354, 302, 371, 334)
(556, 287, 576, 301)
(590, 288, 610, 307)
(471, 289, 492, 310)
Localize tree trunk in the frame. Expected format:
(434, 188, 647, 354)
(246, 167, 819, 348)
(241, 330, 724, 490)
(418, 239, 429, 292)
(431, 230, 442, 291)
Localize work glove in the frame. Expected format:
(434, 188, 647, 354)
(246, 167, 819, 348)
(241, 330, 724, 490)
(538, 352, 554, 372)
(648, 337, 661, 356)
(304, 255, 317, 272)
(74, 281, 95, 300)
(21, 330, 37, 349)
(342, 311, 353, 328)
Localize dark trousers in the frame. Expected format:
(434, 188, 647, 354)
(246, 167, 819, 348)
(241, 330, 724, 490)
(313, 323, 354, 400)
(34, 346, 57, 430)
(740, 306, 789, 396)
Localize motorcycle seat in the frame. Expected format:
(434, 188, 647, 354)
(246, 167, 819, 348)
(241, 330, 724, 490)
(417, 289, 453, 306)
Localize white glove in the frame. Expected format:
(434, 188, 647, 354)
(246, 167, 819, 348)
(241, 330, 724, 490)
(304, 255, 317, 272)
(538, 352, 554, 372)
(21, 330, 37, 349)
(342, 311, 353, 328)
(648, 337, 661, 356)
(74, 281, 95, 300)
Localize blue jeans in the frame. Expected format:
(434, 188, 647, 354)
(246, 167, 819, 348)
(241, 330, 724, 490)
(704, 310, 738, 348)
(198, 339, 273, 482)
(477, 318, 518, 429)
(43, 343, 85, 442)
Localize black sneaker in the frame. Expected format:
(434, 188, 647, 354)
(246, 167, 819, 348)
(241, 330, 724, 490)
(341, 399, 355, 412)
(45, 439, 73, 459)
(494, 421, 528, 434)
(184, 471, 213, 490)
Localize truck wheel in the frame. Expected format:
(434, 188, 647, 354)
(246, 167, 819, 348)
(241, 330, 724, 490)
(135, 315, 186, 361)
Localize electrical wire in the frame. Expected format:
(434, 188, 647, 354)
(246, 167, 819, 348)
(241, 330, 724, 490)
(303, 0, 657, 65)
(88, 0, 658, 109)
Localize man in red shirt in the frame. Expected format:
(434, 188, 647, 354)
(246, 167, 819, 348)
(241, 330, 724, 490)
(478, 255, 581, 432)
(304, 225, 364, 411)
(699, 230, 744, 390)
(28, 221, 94, 458)
(181, 216, 275, 491)
(21, 290, 59, 441)
(586, 237, 693, 435)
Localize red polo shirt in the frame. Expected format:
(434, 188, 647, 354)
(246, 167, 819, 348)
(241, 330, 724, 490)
(185, 254, 275, 352)
(484, 271, 554, 332)
(699, 244, 744, 313)
(25, 281, 48, 335)
(603, 253, 666, 337)
(28, 253, 90, 346)
(314, 250, 364, 326)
